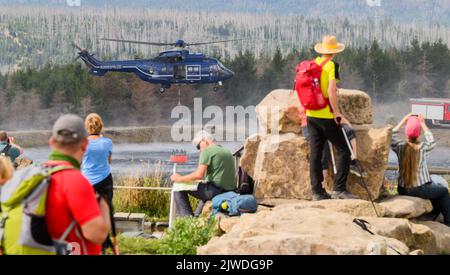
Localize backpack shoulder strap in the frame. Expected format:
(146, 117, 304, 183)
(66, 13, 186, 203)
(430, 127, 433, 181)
(0, 144, 11, 156)
(47, 165, 74, 176)
(319, 58, 332, 68)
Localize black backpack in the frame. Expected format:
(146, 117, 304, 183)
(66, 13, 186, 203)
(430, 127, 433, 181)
(237, 167, 255, 195)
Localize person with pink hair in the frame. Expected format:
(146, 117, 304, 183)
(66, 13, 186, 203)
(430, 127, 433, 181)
(391, 113, 450, 227)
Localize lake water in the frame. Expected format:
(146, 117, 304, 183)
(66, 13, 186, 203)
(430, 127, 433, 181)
(23, 142, 450, 176)
(23, 142, 243, 175)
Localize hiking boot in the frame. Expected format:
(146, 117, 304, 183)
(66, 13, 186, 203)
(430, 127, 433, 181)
(331, 191, 359, 200)
(312, 192, 331, 201)
(350, 164, 369, 178)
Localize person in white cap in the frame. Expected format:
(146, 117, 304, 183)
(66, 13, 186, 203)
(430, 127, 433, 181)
(170, 130, 236, 217)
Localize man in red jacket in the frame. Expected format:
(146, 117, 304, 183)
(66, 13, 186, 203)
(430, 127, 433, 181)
(45, 114, 110, 255)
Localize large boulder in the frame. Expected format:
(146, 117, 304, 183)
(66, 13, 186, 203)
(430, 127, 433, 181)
(414, 221, 450, 255)
(198, 206, 409, 255)
(15, 156, 33, 169)
(338, 89, 373, 125)
(358, 217, 415, 247)
(379, 196, 433, 219)
(254, 89, 373, 136)
(357, 217, 444, 254)
(409, 223, 437, 254)
(241, 126, 392, 200)
(275, 199, 386, 217)
(325, 125, 393, 200)
(239, 134, 262, 178)
(255, 89, 302, 135)
(243, 133, 313, 200)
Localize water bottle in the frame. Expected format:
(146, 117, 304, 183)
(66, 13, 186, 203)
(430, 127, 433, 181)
(314, 78, 320, 87)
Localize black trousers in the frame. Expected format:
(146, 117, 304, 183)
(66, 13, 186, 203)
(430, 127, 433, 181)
(94, 174, 114, 209)
(307, 117, 351, 194)
(93, 174, 114, 252)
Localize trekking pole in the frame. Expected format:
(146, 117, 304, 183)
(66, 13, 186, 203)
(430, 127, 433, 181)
(169, 150, 188, 228)
(336, 118, 380, 217)
(110, 205, 119, 255)
(100, 194, 119, 255)
(328, 141, 337, 175)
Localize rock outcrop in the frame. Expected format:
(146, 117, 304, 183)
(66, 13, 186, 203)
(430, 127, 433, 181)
(255, 89, 303, 135)
(325, 125, 393, 200)
(202, 199, 449, 255)
(275, 199, 386, 217)
(414, 221, 450, 255)
(198, 205, 409, 255)
(241, 89, 391, 200)
(379, 196, 433, 219)
(244, 133, 312, 199)
(255, 89, 373, 135)
(15, 156, 33, 169)
(241, 126, 392, 200)
(337, 89, 373, 125)
(215, 88, 448, 255)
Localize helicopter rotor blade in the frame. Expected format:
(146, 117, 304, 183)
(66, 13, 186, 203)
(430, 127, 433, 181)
(101, 38, 175, 47)
(187, 39, 243, 46)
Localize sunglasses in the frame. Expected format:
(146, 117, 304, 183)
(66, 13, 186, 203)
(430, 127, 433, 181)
(196, 142, 201, 151)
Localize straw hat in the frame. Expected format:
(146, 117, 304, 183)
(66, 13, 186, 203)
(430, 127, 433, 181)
(314, 35, 346, 54)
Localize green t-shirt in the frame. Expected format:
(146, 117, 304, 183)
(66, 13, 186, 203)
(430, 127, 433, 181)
(0, 142, 20, 162)
(199, 144, 236, 191)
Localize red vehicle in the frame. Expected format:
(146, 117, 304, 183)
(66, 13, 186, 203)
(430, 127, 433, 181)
(411, 98, 450, 127)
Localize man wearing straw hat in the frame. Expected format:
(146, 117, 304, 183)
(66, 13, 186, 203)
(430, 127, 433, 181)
(306, 35, 358, 200)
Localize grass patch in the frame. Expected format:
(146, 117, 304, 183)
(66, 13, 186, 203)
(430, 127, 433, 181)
(113, 168, 171, 218)
(443, 175, 450, 183)
(113, 163, 199, 219)
(115, 235, 160, 255)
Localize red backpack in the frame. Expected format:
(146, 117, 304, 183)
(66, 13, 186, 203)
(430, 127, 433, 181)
(294, 59, 331, 111)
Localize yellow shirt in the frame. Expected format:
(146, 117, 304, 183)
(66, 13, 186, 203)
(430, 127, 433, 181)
(306, 57, 337, 119)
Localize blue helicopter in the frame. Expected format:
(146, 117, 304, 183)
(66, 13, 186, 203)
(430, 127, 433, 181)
(74, 38, 236, 93)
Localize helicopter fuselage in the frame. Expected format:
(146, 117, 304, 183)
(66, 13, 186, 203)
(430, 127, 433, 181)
(79, 49, 234, 89)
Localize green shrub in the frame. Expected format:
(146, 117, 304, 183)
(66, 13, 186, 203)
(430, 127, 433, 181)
(158, 217, 219, 255)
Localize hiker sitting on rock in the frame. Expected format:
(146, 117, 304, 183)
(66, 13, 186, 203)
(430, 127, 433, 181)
(0, 131, 24, 164)
(170, 130, 237, 217)
(392, 113, 450, 227)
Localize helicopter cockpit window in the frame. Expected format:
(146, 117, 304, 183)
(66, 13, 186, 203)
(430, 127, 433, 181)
(210, 64, 219, 76)
(217, 61, 226, 70)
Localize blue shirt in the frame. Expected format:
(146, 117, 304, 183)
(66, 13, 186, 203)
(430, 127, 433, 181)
(82, 137, 113, 185)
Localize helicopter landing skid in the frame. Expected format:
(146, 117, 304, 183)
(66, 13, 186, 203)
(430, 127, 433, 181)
(158, 84, 171, 94)
(213, 81, 223, 92)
